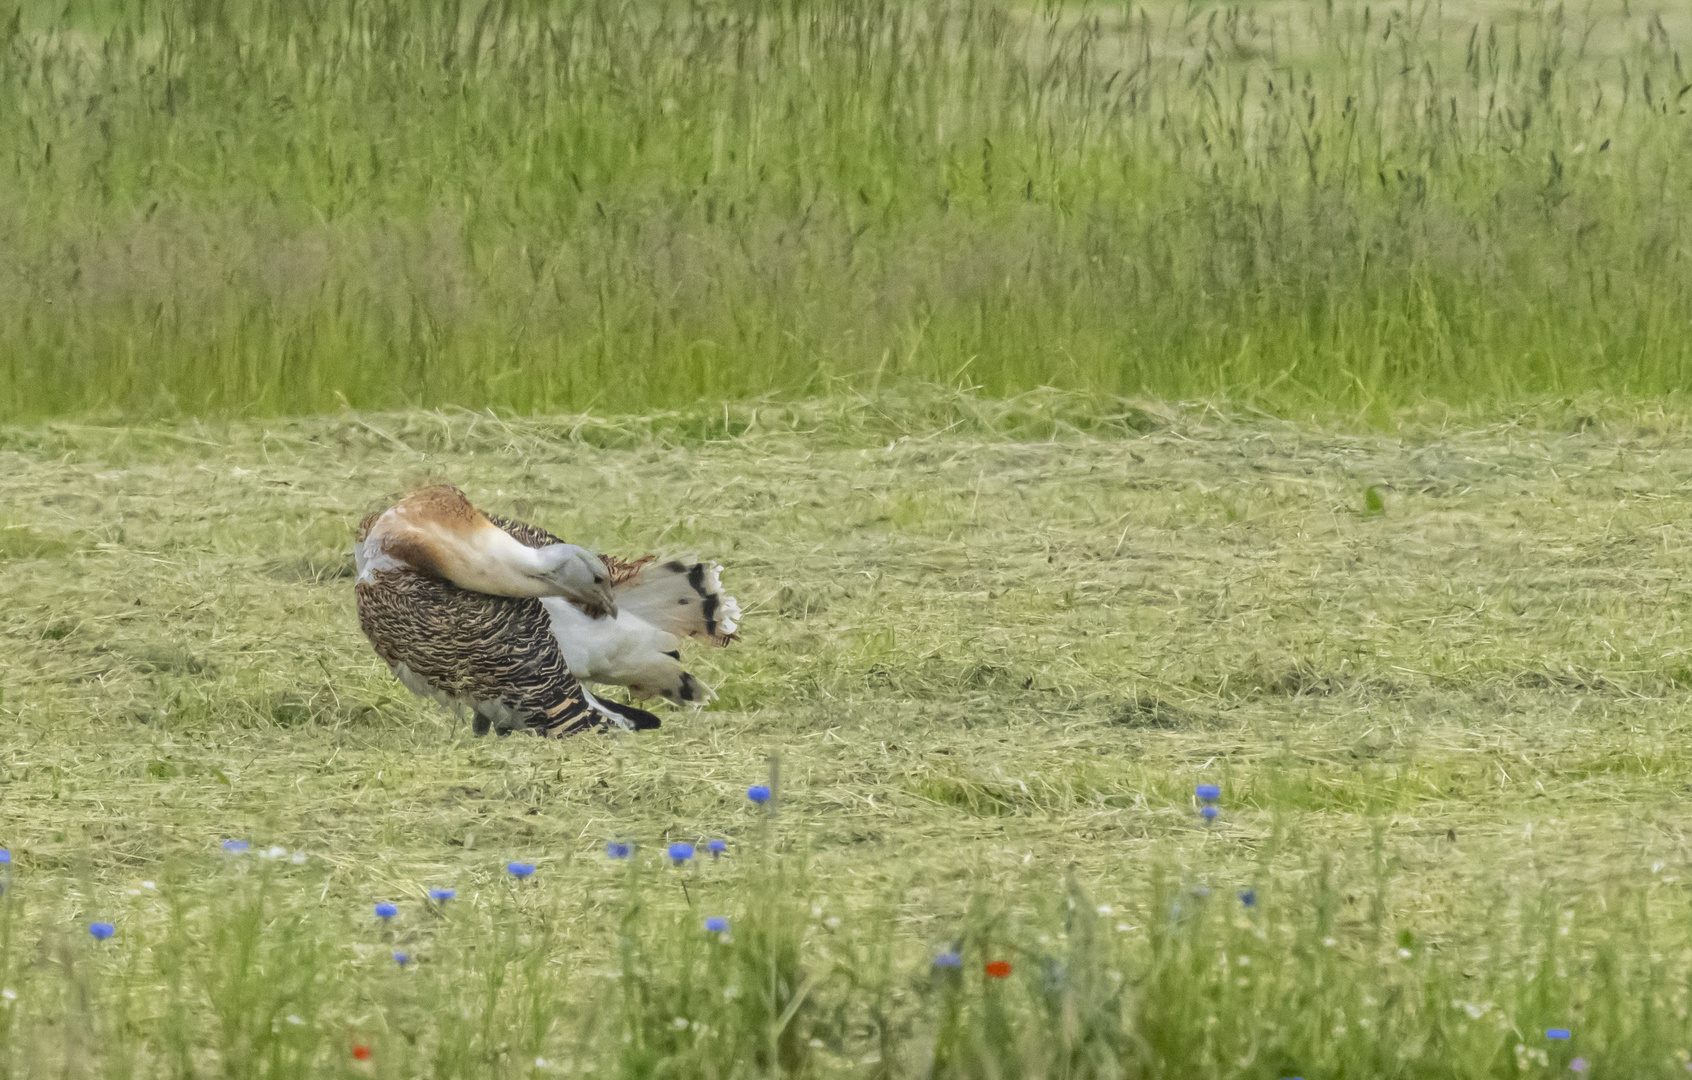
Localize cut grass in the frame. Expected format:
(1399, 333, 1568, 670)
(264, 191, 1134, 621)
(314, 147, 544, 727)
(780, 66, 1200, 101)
(6, 0, 1692, 418)
(5, 393, 1692, 1072)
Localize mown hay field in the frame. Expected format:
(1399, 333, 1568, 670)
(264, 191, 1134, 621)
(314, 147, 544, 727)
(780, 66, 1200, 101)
(5, 395, 1692, 1075)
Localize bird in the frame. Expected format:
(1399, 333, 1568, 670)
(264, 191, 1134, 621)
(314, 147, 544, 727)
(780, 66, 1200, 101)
(353, 484, 740, 737)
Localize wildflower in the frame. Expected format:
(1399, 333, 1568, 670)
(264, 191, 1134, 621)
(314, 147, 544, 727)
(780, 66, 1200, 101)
(0, 851, 10, 864)
(260, 845, 288, 860)
(933, 951, 962, 969)
(284, 1015, 304, 1026)
(747, 785, 771, 804)
(705, 916, 729, 933)
(707, 839, 727, 858)
(1570, 1059, 1588, 1074)
(428, 888, 455, 902)
(668, 843, 694, 864)
(985, 960, 1012, 978)
(392, 952, 410, 967)
(1239, 890, 1257, 907)
(352, 1045, 371, 1061)
(374, 903, 397, 920)
(1200, 806, 1219, 821)
(1195, 784, 1221, 801)
(1547, 1028, 1572, 1040)
(1, 990, 14, 1001)
(507, 862, 535, 879)
(606, 841, 632, 859)
(88, 922, 115, 940)
(289, 851, 308, 864)
(221, 839, 250, 853)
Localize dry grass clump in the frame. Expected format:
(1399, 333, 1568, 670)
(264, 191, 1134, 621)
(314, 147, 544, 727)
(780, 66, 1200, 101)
(3, 393, 1692, 1070)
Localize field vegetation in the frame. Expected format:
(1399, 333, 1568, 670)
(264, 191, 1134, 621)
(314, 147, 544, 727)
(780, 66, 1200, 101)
(5, 0, 1692, 418)
(9, 0, 1692, 1074)
(6, 394, 1692, 1075)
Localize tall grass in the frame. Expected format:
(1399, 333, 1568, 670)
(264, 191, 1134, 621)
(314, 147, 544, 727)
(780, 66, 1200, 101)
(3, 0, 1691, 420)
(2, 823, 1689, 1077)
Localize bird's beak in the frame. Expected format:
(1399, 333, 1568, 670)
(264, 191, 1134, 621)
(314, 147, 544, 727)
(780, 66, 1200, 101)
(594, 585, 618, 620)
(568, 581, 617, 620)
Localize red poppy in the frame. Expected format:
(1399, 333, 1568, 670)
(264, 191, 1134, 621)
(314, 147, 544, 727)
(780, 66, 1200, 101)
(352, 1045, 372, 1061)
(984, 960, 1012, 978)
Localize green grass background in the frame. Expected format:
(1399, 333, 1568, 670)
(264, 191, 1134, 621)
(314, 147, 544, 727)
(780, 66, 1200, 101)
(5, 0, 1692, 419)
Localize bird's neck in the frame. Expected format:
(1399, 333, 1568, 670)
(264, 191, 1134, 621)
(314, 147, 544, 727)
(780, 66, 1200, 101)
(372, 509, 552, 597)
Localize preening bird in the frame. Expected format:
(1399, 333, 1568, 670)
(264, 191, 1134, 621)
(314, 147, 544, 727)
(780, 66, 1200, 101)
(353, 484, 740, 737)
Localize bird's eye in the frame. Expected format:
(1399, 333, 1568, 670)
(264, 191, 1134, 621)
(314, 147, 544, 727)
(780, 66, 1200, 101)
(594, 575, 605, 584)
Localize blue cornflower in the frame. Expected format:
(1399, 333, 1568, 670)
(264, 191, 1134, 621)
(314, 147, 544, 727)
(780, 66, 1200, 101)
(1239, 890, 1257, 908)
(933, 950, 962, 969)
(707, 839, 727, 858)
(1200, 806, 1220, 821)
(747, 785, 772, 804)
(705, 916, 729, 933)
(668, 843, 695, 864)
(88, 922, 115, 940)
(428, 888, 455, 903)
(221, 839, 250, 853)
(606, 841, 632, 859)
(392, 952, 410, 967)
(0, 850, 11, 864)
(1547, 1028, 1572, 1040)
(374, 902, 397, 920)
(1195, 784, 1221, 802)
(507, 862, 535, 879)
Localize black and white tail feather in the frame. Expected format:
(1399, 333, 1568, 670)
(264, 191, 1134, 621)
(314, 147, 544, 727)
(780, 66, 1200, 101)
(542, 558, 741, 706)
(581, 688, 664, 731)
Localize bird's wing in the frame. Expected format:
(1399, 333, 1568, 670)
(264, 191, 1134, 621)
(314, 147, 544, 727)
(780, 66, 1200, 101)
(356, 569, 653, 736)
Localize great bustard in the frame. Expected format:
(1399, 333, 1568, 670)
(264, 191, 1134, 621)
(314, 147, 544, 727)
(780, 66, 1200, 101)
(353, 484, 740, 737)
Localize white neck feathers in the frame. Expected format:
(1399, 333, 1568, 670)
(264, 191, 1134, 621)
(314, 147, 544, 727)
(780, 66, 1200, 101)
(361, 501, 554, 598)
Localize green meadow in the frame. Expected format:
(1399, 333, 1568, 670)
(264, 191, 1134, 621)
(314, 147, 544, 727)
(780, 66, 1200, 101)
(5, 0, 1692, 418)
(7, 0, 1692, 1075)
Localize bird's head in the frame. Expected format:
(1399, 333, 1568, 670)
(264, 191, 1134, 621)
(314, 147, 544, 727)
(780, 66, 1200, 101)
(533, 544, 617, 618)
